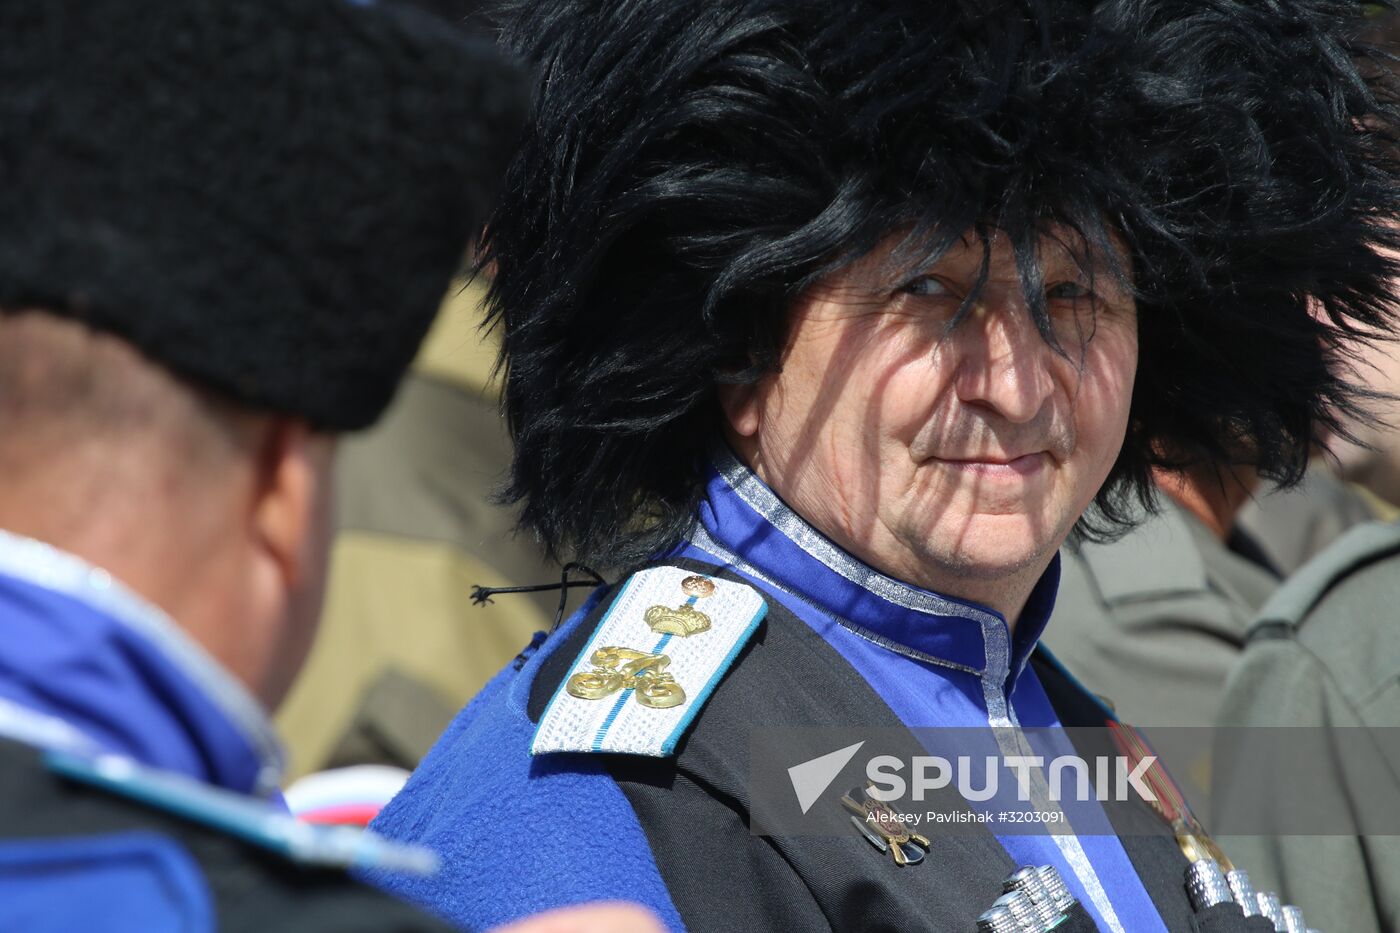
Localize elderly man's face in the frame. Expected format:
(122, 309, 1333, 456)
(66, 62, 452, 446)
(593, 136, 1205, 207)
(721, 231, 1137, 619)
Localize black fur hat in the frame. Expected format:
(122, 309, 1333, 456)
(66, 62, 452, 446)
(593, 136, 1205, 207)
(484, 0, 1400, 566)
(0, 0, 526, 429)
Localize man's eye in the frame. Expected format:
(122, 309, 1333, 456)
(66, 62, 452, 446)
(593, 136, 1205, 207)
(1046, 281, 1091, 300)
(901, 276, 952, 297)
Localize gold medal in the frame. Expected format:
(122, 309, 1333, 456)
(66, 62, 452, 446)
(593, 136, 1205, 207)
(841, 783, 930, 866)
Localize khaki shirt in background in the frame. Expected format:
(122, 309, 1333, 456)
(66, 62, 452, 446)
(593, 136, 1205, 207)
(1046, 497, 1281, 731)
(1043, 467, 1376, 820)
(1237, 466, 1391, 575)
(1214, 520, 1400, 933)
(276, 281, 555, 778)
(1046, 467, 1378, 730)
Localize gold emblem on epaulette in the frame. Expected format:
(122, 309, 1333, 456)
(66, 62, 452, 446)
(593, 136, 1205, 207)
(643, 575, 715, 636)
(680, 575, 716, 598)
(565, 646, 686, 709)
(644, 603, 712, 636)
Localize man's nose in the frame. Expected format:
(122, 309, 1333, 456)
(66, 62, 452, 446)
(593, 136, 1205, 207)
(950, 300, 1056, 424)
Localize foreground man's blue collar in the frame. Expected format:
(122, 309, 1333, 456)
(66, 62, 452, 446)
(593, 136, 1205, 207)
(0, 529, 285, 796)
(688, 445, 1059, 695)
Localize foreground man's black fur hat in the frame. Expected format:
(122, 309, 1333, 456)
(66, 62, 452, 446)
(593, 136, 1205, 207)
(0, 0, 526, 429)
(485, 0, 1400, 566)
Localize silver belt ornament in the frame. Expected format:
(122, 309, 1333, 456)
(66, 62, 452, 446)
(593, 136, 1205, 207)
(976, 864, 1079, 931)
(1184, 859, 1318, 933)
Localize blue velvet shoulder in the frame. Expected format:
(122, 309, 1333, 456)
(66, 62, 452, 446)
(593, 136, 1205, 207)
(362, 595, 684, 933)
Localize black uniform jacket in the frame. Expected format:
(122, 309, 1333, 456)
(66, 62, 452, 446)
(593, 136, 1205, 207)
(0, 737, 458, 933)
(516, 558, 1275, 933)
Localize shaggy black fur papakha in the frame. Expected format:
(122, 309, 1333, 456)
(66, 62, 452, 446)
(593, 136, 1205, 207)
(482, 0, 1400, 567)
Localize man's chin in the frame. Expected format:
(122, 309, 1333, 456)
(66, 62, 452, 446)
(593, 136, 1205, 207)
(909, 518, 1062, 582)
(925, 548, 1050, 583)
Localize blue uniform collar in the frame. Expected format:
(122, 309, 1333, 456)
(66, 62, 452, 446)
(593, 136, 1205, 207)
(0, 530, 284, 797)
(691, 446, 1059, 695)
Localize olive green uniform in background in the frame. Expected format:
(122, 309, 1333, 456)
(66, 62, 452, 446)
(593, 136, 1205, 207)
(276, 283, 554, 778)
(1045, 497, 1281, 731)
(1236, 467, 1391, 575)
(1044, 468, 1377, 823)
(1046, 468, 1377, 730)
(1214, 520, 1400, 933)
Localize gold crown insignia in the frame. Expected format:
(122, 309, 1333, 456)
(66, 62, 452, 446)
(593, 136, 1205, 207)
(644, 603, 712, 637)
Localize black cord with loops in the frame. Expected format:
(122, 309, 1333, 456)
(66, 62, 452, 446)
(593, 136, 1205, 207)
(471, 561, 609, 634)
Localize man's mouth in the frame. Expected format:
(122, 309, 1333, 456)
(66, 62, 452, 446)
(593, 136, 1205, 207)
(932, 452, 1049, 478)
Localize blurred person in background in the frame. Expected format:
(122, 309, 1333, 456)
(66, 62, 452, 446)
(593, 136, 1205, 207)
(1237, 463, 1395, 574)
(278, 278, 559, 818)
(1329, 332, 1400, 507)
(1045, 460, 1378, 731)
(0, 2, 659, 932)
(1213, 515, 1400, 933)
(1208, 17, 1400, 919)
(1043, 458, 1379, 820)
(275, 1, 560, 822)
(1047, 470, 1282, 731)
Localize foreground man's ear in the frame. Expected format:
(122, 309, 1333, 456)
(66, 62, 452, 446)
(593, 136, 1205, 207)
(244, 417, 339, 709)
(250, 418, 336, 591)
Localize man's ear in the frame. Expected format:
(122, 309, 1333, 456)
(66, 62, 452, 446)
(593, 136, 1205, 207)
(250, 419, 335, 589)
(717, 382, 762, 438)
